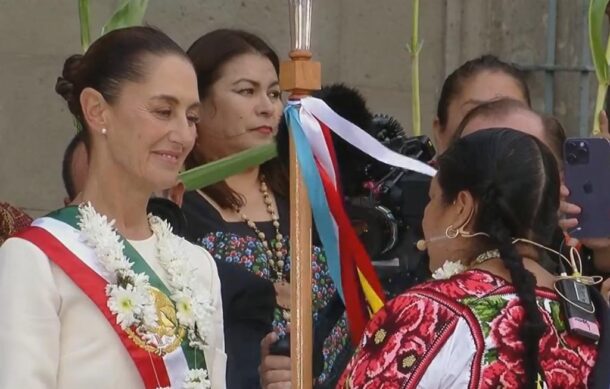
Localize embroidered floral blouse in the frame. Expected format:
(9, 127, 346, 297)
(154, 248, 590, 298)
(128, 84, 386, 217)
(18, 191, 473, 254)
(338, 269, 598, 388)
(183, 191, 350, 388)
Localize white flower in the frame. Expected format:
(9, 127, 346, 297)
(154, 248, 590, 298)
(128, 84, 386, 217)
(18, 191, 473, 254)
(141, 303, 158, 328)
(107, 284, 143, 329)
(183, 368, 211, 389)
(131, 272, 150, 287)
(173, 290, 196, 327)
(431, 260, 466, 280)
(78, 203, 215, 368)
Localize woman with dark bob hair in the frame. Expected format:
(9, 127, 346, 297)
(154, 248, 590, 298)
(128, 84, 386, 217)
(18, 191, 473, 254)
(0, 27, 226, 388)
(182, 29, 349, 388)
(339, 129, 600, 388)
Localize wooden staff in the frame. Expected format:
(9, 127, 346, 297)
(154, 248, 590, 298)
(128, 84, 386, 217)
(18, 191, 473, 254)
(279, 1, 320, 387)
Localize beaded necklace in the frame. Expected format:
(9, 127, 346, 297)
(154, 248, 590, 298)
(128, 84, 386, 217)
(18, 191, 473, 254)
(233, 176, 286, 282)
(233, 176, 291, 321)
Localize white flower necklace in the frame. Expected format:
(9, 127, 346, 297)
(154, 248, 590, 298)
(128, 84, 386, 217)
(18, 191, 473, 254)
(431, 260, 467, 280)
(431, 250, 502, 280)
(77, 202, 213, 389)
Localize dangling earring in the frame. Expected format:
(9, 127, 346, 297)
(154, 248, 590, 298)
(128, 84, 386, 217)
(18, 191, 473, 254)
(445, 225, 459, 239)
(101, 128, 107, 135)
(445, 208, 490, 240)
(446, 205, 474, 239)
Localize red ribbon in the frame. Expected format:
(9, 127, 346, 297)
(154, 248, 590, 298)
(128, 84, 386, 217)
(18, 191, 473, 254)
(16, 226, 171, 389)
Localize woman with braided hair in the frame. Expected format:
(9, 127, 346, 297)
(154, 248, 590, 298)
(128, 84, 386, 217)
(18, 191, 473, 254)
(338, 128, 598, 388)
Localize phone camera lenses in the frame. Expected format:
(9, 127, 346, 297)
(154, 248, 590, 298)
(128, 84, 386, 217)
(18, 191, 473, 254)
(565, 141, 589, 165)
(567, 153, 578, 164)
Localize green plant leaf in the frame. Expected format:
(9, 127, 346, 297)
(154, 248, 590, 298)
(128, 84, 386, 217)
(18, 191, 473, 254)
(409, 0, 422, 136)
(101, 0, 149, 35)
(79, 0, 91, 52)
(550, 301, 566, 332)
(463, 296, 508, 338)
(589, 0, 610, 83)
(179, 143, 278, 191)
(483, 348, 498, 365)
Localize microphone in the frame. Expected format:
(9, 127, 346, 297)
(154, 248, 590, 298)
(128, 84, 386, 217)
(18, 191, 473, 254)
(416, 229, 491, 251)
(416, 239, 427, 251)
(416, 234, 450, 251)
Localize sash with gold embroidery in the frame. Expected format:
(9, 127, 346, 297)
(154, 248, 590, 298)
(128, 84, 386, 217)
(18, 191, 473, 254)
(16, 206, 206, 389)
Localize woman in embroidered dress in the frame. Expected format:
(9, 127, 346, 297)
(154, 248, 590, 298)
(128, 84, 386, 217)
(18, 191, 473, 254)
(339, 128, 600, 388)
(0, 27, 226, 389)
(181, 29, 350, 388)
(453, 97, 610, 292)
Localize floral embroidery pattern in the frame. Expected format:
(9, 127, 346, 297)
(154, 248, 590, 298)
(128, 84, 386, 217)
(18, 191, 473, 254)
(339, 270, 598, 389)
(199, 231, 348, 384)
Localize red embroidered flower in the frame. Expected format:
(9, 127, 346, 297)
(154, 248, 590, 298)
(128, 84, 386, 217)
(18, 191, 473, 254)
(341, 267, 599, 389)
(558, 331, 597, 370)
(481, 358, 523, 388)
(540, 346, 585, 388)
(339, 294, 453, 387)
(489, 298, 525, 357)
(456, 270, 502, 293)
(419, 270, 500, 299)
(525, 310, 555, 358)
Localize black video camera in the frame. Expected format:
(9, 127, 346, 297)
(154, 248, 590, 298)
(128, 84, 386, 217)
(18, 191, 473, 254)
(345, 114, 436, 296)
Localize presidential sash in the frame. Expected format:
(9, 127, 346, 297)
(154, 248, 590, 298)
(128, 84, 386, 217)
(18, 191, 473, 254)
(17, 206, 206, 389)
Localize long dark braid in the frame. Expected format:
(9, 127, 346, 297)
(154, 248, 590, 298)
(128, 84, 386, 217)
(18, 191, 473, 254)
(438, 128, 560, 389)
(480, 186, 546, 388)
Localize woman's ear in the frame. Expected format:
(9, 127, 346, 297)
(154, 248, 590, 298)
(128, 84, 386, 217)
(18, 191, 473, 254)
(453, 190, 476, 230)
(80, 87, 109, 133)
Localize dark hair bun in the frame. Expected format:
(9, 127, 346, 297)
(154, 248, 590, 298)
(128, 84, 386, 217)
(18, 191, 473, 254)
(55, 54, 84, 115)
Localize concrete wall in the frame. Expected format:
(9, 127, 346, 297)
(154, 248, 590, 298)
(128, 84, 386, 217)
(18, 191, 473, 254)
(0, 0, 594, 215)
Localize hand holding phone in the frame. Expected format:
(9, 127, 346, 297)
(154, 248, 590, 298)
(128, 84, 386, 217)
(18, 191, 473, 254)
(563, 138, 610, 239)
(260, 332, 291, 388)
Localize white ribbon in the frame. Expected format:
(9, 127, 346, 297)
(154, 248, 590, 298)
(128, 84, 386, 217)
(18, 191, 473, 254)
(300, 97, 437, 177)
(298, 106, 338, 187)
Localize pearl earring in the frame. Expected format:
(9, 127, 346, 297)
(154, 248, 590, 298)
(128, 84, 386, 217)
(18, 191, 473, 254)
(101, 128, 107, 135)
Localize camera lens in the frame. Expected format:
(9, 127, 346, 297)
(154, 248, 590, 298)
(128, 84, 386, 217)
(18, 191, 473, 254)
(576, 143, 589, 164)
(566, 153, 578, 165)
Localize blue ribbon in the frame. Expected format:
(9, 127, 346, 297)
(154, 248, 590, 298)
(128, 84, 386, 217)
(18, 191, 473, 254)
(284, 104, 344, 300)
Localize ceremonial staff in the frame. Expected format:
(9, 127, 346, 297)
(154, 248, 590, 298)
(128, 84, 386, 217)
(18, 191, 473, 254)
(280, 0, 320, 387)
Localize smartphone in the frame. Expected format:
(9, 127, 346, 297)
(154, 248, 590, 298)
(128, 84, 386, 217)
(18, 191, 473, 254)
(563, 137, 610, 239)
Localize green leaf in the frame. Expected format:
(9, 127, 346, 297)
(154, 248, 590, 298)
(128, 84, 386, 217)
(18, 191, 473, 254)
(483, 348, 498, 365)
(409, 0, 422, 136)
(101, 0, 149, 35)
(463, 296, 508, 338)
(550, 301, 566, 332)
(589, 0, 610, 83)
(480, 322, 491, 339)
(179, 143, 278, 191)
(79, 0, 91, 52)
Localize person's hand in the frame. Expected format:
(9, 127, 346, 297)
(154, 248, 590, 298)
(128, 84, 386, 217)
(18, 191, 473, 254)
(559, 184, 586, 248)
(559, 186, 609, 247)
(259, 332, 291, 389)
(559, 184, 579, 235)
(559, 111, 610, 263)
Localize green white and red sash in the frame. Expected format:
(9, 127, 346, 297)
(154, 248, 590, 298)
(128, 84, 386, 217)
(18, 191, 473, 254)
(16, 206, 206, 389)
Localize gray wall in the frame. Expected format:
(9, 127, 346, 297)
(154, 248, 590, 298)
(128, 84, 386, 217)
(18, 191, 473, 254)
(0, 0, 594, 215)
